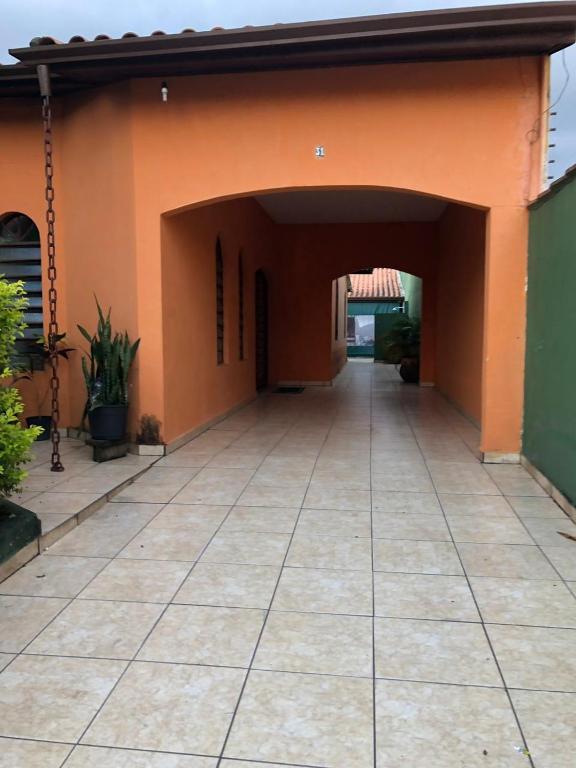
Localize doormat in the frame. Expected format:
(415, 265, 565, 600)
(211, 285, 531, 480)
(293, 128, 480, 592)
(273, 386, 305, 394)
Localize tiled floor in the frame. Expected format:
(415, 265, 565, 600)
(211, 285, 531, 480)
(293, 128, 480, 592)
(1, 361, 576, 767)
(9, 437, 156, 553)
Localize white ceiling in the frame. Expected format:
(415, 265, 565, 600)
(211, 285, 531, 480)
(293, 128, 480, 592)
(255, 189, 448, 224)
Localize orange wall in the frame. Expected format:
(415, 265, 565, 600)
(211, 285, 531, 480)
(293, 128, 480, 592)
(0, 54, 547, 453)
(435, 205, 487, 425)
(161, 198, 277, 443)
(331, 277, 348, 379)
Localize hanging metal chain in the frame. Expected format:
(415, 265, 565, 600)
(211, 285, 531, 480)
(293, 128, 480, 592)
(38, 65, 64, 472)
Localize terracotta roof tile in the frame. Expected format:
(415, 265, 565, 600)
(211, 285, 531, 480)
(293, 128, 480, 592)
(348, 269, 403, 300)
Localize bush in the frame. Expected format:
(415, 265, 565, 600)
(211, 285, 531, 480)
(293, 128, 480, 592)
(0, 278, 42, 497)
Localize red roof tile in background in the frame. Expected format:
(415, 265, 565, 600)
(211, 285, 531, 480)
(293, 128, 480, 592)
(348, 269, 403, 300)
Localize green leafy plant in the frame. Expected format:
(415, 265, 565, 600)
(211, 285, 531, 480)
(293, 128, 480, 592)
(78, 299, 140, 411)
(381, 317, 421, 364)
(136, 414, 163, 445)
(0, 277, 43, 497)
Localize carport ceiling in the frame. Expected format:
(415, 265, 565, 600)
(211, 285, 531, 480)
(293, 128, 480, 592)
(255, 190, 448, 223)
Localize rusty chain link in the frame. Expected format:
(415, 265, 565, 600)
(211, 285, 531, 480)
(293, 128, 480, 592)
(40, 89, 64, 472)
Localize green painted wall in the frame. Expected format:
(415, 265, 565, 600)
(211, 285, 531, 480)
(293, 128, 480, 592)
(400, 272, 422, 318)
(524, 170, 576, 504)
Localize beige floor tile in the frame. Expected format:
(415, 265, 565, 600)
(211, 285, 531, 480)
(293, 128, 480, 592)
(201, 531, 291, 566)
(373, 572, 480, 621)
(87, 502, 162, 525)
(224, 670, 373, 767)
(65, 747, 216, 767)
(376, 679, 522, 767)
(0, 738, 72, 768)
(147, 504, 229, 529)
(138, 604, 265, 666)
(302, 486, 371, 511)
(25, 492, 102, 516)
(427, 462, 501, 495)
(46, 518, 147, 558)
(0, 654, 15, 672)
(297, 508, 371, 537)
(251, 467, 312, 487)
(373, 539, 463, 575)
(492, 477, 547, 497)
(171, 468, 254, 505)
(83, 662, 245, 755)
(470, 577, 576, 628)
(0, 654, 126, 742)
(0, 555, 108, 598)
(457, 543, 557, 578)
(308, 469, 371, 491)
(155, 453, 213, 468)
(118, 526, 213, 562)
(372, 513, 450, 541)
(175, 562, 280, 608)
(207, 451, 265, 469)
(372, 472, 434, 493)
(220, 506, 299, 534)
(112, 485, 184, 503)
(133, 467, 201, 486)
(511, 689, 576, 768)
(236, 484, 307, 508)
(448, 515, 533, 545)
(220, 762, 289, 768)
(522, 517, 576, 548)
(27, 599, 164, 659)
(255, 611, 372, 677)
(542, 546, 576, 580)
(0, 595, 69, 652)
(506, 496, 566, 519)
(272, 566, 373, 615)
(37, 511, 74, 534)
(488, 624, 576, 692)
(375, 617, 501, 686)
(372, 491, 443, 515)
(287, 534, 372, 571)
(439, 494, 514, 517)
(79, 559, 190, 603)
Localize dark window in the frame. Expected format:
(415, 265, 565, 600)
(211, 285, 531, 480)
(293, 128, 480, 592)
(0, 212, 43, 368)
(335, 280, 339, 340)
(216, 238, 224, 365)
(238, 251, 245, 360)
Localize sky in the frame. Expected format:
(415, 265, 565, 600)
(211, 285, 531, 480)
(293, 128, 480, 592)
(0, 0, 574, 179)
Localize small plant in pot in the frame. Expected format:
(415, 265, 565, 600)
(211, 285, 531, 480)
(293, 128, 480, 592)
(78, 300, 140, 442)
(14, 333, 75, 441)
(381, 317, 421, 383)
(0, 277, 43, 563)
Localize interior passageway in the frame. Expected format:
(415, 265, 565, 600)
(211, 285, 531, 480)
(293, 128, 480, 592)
(1, 361, 575, 766)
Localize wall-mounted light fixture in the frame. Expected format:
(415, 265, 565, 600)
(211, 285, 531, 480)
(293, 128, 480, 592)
(161, 82, 168, 103)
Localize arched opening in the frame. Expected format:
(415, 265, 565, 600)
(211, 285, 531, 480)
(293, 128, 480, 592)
(0, 212, 43, 366)
(160, 187, 487, 451)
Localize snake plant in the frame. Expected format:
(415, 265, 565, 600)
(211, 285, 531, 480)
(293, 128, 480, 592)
(78, 299, 140, 411)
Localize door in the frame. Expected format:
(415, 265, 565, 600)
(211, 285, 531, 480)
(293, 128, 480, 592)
(254, 269, 269, 391)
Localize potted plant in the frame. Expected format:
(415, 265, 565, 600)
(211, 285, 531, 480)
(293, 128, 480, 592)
(0, 276, 43, 564)
(381, 317, 421, 383)
(78, 299, 140, 441)
(14, 333, 75, 440)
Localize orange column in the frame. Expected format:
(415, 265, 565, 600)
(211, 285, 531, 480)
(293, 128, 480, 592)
(481, 206, 528, 459)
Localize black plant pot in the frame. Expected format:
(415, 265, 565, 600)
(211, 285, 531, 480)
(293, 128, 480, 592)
(26, 415, 52, 441)
(399, 357, 420, 384)
(89, 405, 128, 441)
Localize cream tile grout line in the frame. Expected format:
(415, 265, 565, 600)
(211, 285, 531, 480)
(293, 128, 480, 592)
(213, 395, 341, 768)
(59, 415, 285, 767)
(368, 370, 378, 768)
(399, 388, 537, 768)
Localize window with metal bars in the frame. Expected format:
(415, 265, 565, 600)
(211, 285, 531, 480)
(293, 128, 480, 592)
(216, 237, 224, 365)
(0, 212, 44, 369)
(238, 251, 245, 360)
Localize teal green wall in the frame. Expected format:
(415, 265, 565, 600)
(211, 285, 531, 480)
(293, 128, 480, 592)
(400, 272, 422, 318)
(524, 170, 576, 504)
